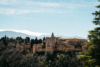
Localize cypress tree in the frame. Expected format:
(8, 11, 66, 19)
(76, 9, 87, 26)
(31, 39, 35, 48)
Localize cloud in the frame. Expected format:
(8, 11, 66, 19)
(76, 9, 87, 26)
(0, 0, 60, 7)
(24, 1, 60, 7)
(0, 0, 9, 5)
(0, 0, 17, 5)
(0, 29, 50, 36)
(0, 8, 67, 15)
(0, 0, 98, 8)
(0, 0, 98, 15)
(0, 8, 46, 14)
(0, 8, 31, 14)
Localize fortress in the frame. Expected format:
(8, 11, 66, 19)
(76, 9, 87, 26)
(33, 33, 87, 55)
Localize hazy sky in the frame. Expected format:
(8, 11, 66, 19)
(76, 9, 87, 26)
(0, 0, 99, 38)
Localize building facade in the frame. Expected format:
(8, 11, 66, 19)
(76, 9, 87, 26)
(33, 33, 87, 55)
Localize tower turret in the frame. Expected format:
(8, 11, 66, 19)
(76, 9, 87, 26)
(51, 33, 54, 38)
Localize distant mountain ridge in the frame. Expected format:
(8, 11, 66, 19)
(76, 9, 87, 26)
(0, 31, 86, 39)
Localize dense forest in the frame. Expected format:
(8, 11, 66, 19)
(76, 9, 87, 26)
(0, 36, 45, 48)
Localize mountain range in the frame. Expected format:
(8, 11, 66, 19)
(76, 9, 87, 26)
(0, 31, 86, 39)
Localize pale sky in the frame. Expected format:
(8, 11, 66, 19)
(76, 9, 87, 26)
(0, 0, 99, 38)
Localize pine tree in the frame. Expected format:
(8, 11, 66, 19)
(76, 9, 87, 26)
(31, 39, 35, 48)
(77, 1, 100, 67)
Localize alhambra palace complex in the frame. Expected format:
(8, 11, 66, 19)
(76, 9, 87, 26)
(33, 33, 87, 55)
(0, 33, 87, 55)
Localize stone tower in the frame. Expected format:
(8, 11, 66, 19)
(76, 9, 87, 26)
(45, 33, 57, 55)
(51, 33, 54, 38)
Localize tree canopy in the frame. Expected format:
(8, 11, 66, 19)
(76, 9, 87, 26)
(77, 1, 100, 67)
